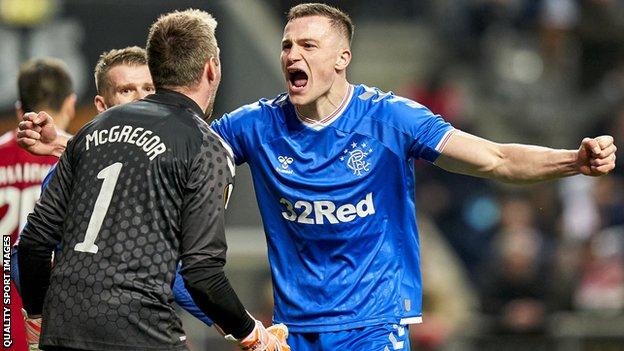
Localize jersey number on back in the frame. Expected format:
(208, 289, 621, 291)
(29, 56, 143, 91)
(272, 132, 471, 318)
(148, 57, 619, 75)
(74, 162, 123, 253)
(0, 186, 42, 242)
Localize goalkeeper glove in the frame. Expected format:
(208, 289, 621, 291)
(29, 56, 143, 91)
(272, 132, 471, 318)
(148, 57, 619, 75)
(226, 319, 290, 351)
(22, 309, 42, 351)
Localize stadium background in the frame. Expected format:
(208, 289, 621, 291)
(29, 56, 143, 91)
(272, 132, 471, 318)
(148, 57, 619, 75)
(0, 0, 622, 350)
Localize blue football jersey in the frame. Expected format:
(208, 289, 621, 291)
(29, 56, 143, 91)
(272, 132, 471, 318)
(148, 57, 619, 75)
(211, 84, 454, 332)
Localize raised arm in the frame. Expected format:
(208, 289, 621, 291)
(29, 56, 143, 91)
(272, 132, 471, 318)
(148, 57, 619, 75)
(435, 130, 616, 183)
(17, 111, 70, 158)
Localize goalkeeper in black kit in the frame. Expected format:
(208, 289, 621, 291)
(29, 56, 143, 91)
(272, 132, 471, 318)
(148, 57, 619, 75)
(17, 9, 289, 351)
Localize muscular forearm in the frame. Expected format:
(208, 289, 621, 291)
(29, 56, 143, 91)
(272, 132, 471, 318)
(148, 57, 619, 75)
(491, 144, 579, 183)
(436, 131, 581, 184)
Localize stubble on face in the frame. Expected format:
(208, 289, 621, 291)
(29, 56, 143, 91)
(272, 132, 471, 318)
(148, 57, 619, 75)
(203, 56, 222, 122)
(204, 87, 218, 121)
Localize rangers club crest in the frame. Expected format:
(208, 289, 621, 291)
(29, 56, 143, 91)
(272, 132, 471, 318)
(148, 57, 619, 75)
(340, 141, 373, 176)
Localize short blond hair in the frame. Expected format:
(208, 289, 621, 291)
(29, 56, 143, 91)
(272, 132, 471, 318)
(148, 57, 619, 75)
(287, 3, 354, 45)
(146, 9, 218, 89)
(94, 46, 147, 96)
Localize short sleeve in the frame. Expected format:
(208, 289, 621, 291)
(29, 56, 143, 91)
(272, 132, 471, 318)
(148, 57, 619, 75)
(210, 101, 270, 166)
(210, 114, 244, 164)
(385, 96, 454, 162)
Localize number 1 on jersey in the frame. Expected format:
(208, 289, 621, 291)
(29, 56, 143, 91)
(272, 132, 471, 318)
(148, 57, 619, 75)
(74, 162, 123, 253)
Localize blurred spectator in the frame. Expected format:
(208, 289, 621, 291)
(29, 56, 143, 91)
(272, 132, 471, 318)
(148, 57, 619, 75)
(595, 173, 624, 228)
(559, 176, 601, 241)
(577, 0, 624, 90)
(552, 151, 624, 314)
(573, 224, 624, 312)
(607, 102, 624, 177)
(571, 173, 624, 311)
(402, 64, 466, 124)
(538, 0, 579, 75)
(479, 195, 552, 335)
(411, 214, 477, 351)
(416, 162, 500, 286)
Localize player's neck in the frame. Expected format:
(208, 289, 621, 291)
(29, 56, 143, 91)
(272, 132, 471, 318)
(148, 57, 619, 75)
(169, 85, 211, 115)
(52, 112, 70, 132)
(295, 80, 350, 122)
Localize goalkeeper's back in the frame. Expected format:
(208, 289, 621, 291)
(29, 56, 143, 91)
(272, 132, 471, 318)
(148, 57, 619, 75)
(18, 90, 234, 351)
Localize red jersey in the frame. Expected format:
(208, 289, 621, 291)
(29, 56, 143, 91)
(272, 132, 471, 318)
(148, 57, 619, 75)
(1, 129, 57, 351)
(0, 130, 58, 244)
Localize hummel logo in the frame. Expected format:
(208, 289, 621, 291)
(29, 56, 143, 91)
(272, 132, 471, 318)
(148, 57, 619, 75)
(278, 156, 294, 169)
(383, 325, 405, 350)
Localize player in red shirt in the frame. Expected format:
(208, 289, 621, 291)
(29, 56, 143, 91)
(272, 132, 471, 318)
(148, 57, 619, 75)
(1, 58, 75, 351)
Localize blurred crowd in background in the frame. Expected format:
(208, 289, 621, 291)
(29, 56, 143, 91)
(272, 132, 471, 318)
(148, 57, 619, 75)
(1, 0, 623, 350)
(377, 0, 624, 349)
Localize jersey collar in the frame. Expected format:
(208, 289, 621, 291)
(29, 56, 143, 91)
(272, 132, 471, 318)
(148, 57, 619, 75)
(147, 88, 205, 118)
(294, 84, 354, 131)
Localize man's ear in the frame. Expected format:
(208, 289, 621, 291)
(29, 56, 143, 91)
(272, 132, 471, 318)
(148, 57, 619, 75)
(94, 95, 108, 113)
(207, 56, 220, 83)
(335, 48, 352, 71)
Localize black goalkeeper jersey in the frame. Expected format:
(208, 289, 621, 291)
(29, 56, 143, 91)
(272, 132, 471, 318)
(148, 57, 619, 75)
(18, 89, 235, 350)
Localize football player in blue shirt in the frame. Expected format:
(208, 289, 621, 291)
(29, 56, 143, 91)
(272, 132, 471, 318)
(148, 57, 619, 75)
(212, 4, 615, 349)
(18, 3, 617, 351)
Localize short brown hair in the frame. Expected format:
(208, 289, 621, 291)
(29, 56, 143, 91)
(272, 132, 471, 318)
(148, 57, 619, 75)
(94, 46, 147, 95)
(287, 3, 354, 44)
(18, 58, 73, 112)
(146, 9, 218, 89)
